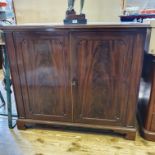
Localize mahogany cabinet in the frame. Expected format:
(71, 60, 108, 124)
(3, 24, 148, 140)
(138, 54, 155, 141)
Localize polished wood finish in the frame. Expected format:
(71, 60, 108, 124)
(16, 119, 26, 130)
(1, 23, 150, 30)
(13, 31, 72, 122)
(71, 31, 142, 128)
(17, 118, 136, 137)
(3, 24, 148, 140)
(140, 127, 155, 141)
(138, 54, 155, 141)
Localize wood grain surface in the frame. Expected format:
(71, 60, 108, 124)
(3, 25, 147, 140)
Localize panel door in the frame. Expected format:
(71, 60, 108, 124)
(71, 31, 137, 126)
(13, 31, 72, 122)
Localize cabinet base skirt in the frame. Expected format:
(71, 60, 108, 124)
(139, 127, 155, 141)
(137, 111, 155, 141)
(17, 119, 136, 140)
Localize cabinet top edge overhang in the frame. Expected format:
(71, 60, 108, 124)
(0, 22, 150, 31)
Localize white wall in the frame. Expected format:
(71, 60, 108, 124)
(14, 0, 122, 24)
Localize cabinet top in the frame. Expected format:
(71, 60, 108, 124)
(0, 22, 150, 31)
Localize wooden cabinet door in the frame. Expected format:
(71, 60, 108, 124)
(71, 30, 143, 126)
(13, 31, 72, 122)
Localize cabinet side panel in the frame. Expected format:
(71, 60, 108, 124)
(126, 30, 147, 127)
(4, 31, 25, 118)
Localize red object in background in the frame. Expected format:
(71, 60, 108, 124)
(0, 2, 7, 7)
(140, 9, 155, 14)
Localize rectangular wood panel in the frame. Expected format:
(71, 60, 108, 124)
(71, 31, 138, 126)
(13, 31, 72, 122)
